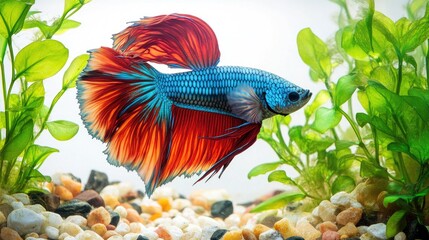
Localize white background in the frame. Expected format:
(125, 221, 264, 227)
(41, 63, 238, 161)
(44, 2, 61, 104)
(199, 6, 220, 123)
(25, 0, 409, 202)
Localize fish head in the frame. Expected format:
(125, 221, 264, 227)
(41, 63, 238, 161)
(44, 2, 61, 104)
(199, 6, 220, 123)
(265, 82, 312, 116)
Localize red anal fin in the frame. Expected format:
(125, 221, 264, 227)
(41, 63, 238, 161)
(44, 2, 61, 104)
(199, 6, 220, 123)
(112, 14, 220, 70)
(147, 106, 261, 192)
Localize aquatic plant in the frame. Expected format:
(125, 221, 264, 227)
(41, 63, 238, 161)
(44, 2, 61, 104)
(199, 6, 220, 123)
(250, 0, 429, 236)
(0, 0, 89, 194)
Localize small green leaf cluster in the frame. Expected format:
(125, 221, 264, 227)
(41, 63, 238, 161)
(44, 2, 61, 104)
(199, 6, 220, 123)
(0, 0, 89, 194)
(250, 0, 429, 235)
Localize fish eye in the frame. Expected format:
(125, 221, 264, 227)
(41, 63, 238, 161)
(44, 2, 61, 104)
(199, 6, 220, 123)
(288, 92, 300, 102)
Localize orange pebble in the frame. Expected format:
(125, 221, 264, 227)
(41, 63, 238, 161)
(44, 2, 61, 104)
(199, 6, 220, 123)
(223, 230, 243, 240)
(155, 226, 172, 240)
(54, 185, 73, 201)
(103, 195, 120, 209)
(150, 212, 163, 221)
(126, 208, 143, 223)
(106, 224, 116, 231)
(91, 223, 107, 237)
(103, 230, 120, 239)
(253, 224, 271, 238)
(61, 176, 82, 197)
(120, 203, 133, 209)
(157, 197, 172, 211)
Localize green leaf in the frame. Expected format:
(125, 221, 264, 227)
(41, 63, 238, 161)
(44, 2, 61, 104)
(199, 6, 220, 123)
(360, 160, 389, 179)
(386, 210, 407, 238)
(332, 175, 356, 194)
(63, 54, 89, 89)
(23, 81, 45, 110)
(311, 107, 342, 133)
(46, 120, 78, 141)
(267, 170, 294, 185)
(334, 75, 357, 107)
(64, 0, 90, 15)
(297, 28, 332, 79)
(372, 12, 399, 50)
(289, 126, 335, 154)
(247, 161, 282, 179)
(383, 187, 429, 207)
(0, 0, 33, 38)
(22, 19, 51, 37)
(56, 19, 81, 35)
(1, 119, 33, 160)
(342, 26, 369, 60)
(304, 90, 330, 118)
(15, 39, 69, 81)
(250, 192, 306, 213)
(23, 145, 58, 169)
(401, 17, 429, 53)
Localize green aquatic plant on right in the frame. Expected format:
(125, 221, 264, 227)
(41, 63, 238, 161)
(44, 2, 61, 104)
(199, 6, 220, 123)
(250, 0, 429, 236)
(0, 0, 89, 194)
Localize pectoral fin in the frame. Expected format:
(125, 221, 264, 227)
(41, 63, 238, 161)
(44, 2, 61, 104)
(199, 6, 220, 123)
(227, 85, 263, 123)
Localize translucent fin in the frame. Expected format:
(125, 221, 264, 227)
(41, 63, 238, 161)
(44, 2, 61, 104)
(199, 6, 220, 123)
(227, 85, 263, 123)
(113, 14, 220, 70)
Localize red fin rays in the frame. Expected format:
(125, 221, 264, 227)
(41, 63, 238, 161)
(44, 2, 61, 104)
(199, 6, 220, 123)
(77, 47, 172, 196)
(113, 14, 220, 70)
(143, 106, 261, 194)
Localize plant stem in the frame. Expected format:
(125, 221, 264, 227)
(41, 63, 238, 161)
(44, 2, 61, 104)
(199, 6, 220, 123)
(397, 152, 411, 183)
(396, 54, 403, 94)
(1, 61, 8, 135)
(34, 88, 65, 140)
(426, 39, 429, 89)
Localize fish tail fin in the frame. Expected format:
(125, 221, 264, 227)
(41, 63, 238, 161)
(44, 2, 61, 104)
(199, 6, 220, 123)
(77, 47, 161, 141)
(77, 47, 172, 196)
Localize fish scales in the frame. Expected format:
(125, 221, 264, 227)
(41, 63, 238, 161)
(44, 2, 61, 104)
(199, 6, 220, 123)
(158, 66, 283, 114)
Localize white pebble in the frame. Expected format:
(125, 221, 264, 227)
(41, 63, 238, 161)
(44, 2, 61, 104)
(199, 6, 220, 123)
(330, 191, 352, 206)
(198, 216, 225, 229)
(114, 205, 128, 218)
(394, 231, 406, 240)
(367, 223, 386, 239)
(129, 222, 143, 233)
(259, 229, 283, 240)
(172, 215, 189, 229)
(165, 225, 183, 240)
(224, 213, 241, 228)
(65, 215, 87, 227)
(123, 233, 141, 240)
(151, 186, 178, 200)
(182, 224, 202, 239)
(59, 221, 84, 236)
(140, 228, 159, 240)
(42, 211, 63, 228)
(172, 198, 192, 211)
(117, 182, 134, 197)
(59, 232, 71, 240)
(45, 225, 60, 239)
(311, 206, 320, 218)
(75, 230, 104, 240)
(115, 221, 131, 235)
(201, 226, 219, 239)
(107, 235, 124, 240)
(2, 194, 16, 204)
(154, 217, 172, 226)
(64, 236, 77, 240)
(100, 185, 121, 198)
(26, 204, 46, 213)
(12, 193, 31, 205)
(7, 208, 44, 235)
(11, 201, 24, 209)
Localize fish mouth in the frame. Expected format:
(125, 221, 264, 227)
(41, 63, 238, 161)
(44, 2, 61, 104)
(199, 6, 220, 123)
(302, 89, 312, 103)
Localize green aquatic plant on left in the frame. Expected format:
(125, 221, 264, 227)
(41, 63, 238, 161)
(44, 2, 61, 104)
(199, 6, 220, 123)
(0, 0, 90, 194)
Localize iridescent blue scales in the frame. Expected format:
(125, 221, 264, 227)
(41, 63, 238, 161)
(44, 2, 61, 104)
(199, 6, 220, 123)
(77, 13, 312, 196)
(159, 66, 311, 123)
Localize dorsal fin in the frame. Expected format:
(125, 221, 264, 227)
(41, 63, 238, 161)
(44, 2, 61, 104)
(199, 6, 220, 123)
(113, 14, 220, 70)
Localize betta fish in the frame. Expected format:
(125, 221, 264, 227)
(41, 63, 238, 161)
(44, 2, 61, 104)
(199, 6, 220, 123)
(77, 14, 311, 197)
